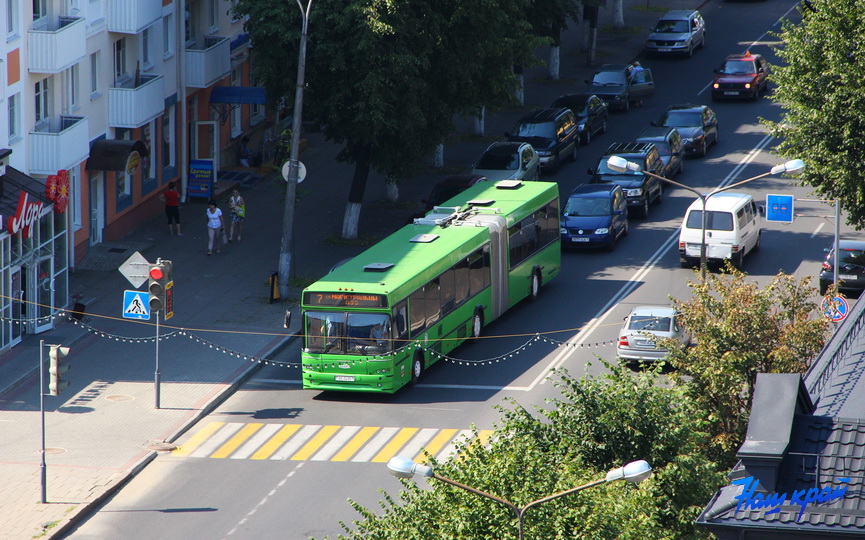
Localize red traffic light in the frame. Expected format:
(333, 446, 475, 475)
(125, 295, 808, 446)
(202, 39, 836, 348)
(149, 267, 164, 280)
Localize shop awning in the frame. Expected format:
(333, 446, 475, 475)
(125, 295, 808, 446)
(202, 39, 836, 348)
(86, 140, 150, 172)
(209, 86, 267, 105)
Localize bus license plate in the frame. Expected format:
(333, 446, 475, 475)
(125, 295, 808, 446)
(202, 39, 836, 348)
(572, 237, 589, 242)
(334, 375, 355, 382)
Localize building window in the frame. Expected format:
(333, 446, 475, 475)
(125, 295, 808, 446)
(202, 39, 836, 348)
(230, 0, 241, 22)
(88, 0, 103, 25)
(184, 2, 195, 46)
(162, 14, 173, 58)
(89, 52, 100, 97)
(65, 64, 79, 113)
(141, 27, 151, 68)
(71, 167, 82, 230)
(8, 93, 19, 139)
(34, 77, 51, 126)
(114, 38, 127, 82)
(208, 0, 218, 31)
(32, 0, 46, 23)
(162, 106, 175, 171)
(6, 0, 18, 39)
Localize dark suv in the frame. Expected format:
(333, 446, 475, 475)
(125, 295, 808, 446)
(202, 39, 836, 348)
(506, 107, 579, 173)
(588, 142, 665, 218)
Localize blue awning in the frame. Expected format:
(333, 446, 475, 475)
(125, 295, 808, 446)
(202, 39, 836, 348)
(209, 86, 266, 105)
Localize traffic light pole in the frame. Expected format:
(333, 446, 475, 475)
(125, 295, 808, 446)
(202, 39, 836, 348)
(39, 339, 47, 503)
(155, 313, 160, 409)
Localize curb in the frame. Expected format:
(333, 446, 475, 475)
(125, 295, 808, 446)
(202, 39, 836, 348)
(47, 332, 300, 539)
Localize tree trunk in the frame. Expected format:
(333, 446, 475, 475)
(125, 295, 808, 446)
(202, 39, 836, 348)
(587, 6, 600, 66)
(432, 144, 444, 168)
(513, 65, 524, 105)
(473, 107, 485, 137)
(385, 177, 399, 202)
(342, 146, 371, 239)
(613, 0, 625, 30)
(548, 24, 561, 80)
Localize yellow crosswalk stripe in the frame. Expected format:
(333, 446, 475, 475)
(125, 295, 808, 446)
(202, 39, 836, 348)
(211, 423, 263, 459)
(250, 424, 302, 460)
(414, 428, 458, 463)
(173, 422, 224, 457)
(371, 427, 418, 463)
(291, 425, 341, 460)
(331, 426, 380, 462)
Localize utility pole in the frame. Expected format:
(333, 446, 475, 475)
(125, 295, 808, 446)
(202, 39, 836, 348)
(278, 0, 313, 298)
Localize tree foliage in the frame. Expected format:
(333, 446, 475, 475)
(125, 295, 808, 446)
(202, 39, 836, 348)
(331, 364, 724, 539)
(766, 0, 865, 227)
(665, 265, 829, 464)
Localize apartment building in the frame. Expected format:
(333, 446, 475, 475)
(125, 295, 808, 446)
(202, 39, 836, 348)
(0, 0, 263, 351)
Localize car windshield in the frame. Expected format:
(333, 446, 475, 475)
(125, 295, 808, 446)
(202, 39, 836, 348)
(719, 60, 756, 74)
(660, 111, 702, 127)
(838, 249, 865, 266)
(476, 150, 519, 170)
(513, 121, 555, 138)
(592, 71, 626, 86)
(685, 210, 734, 231)
(597, 156, 644, 175)
(654, 20, 689, 33)
(563, 197, 610, 217)
(305, 311, 392, 354)
(628, 315, 672, 332)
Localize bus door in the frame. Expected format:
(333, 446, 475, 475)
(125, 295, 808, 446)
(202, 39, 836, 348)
(470, 214, 508, 320)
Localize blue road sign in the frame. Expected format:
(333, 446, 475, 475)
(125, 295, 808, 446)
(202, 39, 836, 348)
(766, 194, 795, 223)
(123, 290, 150, 320)
(821, 296, 849, 323)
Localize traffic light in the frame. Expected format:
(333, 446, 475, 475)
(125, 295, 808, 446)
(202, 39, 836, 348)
(148, 259, 172, 312)
(48, 345, 71, 396)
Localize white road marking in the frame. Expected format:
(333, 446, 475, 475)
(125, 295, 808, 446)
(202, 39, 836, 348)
(812, 223, 825, 238)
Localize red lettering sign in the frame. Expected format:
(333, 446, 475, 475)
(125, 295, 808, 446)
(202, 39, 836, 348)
(8, 192, 44, 238)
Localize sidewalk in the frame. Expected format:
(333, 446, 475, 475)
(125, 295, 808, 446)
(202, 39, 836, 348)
(0, 1, 700, 538)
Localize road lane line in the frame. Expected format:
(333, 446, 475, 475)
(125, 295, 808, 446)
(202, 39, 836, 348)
(415, 428, 459, 462)
(811, 223, 825, 238)
(310, 425, 362, 461)
(232, 423, 282, 459)
(371, 427, 420, 462)
(332, 426, 380, 462)
(394, 428, 438, 462)
(190, 423, 243, 458)
(351, 427, 400, 462)
(250, 424, 301, 460)
(173, 421, 224, 457)
(436, 429, 474, 462)
(271, 424, 322, 460)
(211, 423, 264, 459)
(291, 425, 341, 460)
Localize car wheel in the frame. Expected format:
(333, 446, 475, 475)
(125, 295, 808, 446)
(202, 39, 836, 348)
(699, 139, 708, 157)
(601, 119, 608, 134)
(622, 219, 630, 237)
(732, 250, 745, 269)
(700, 33, 706, 49)
(654, 182, 664, 205)
(471, 310, 484, 339)
(639, 197, 650, 219)
(410, 354, 423, 386)
(819, 281, 829, 296)
(583, 129, 591, 146)
(752, 231, 761, 252)
(529, 270, 542, 301)
(607, 230, 618, 251)
(680, 257, 692, 269)
(678, 158, 684, 175)
(686, 43, 693, 58)
(624, 99, 630, 112)
(570, 143, 578, 162)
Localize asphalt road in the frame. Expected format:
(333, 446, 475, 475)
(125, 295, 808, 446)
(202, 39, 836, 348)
(62, 1, 845, 538)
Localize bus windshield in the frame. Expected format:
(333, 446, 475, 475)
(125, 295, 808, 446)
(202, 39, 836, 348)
(305, 311, 392, 355)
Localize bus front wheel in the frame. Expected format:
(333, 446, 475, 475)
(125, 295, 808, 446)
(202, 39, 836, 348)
(410, 354, 423, 386)
(529, 270, 541, 302)
(471, 310, 484, 339)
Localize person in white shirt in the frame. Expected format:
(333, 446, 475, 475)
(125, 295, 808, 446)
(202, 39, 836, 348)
(205, 200, 226, 255)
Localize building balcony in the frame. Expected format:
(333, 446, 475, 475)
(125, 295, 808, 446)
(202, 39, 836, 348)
(28, 16, 86, 74)
(107, 0, 162, 34)
(185, 36, 230, 88)
(108, 74, 165, 128)
(29, 116, 89, 175)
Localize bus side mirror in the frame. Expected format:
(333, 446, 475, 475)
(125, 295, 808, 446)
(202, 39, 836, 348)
(284, 310, 292, 329)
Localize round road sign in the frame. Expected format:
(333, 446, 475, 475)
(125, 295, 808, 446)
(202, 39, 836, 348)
(821, 296, 849, 323)
(281, 160, 306, 184)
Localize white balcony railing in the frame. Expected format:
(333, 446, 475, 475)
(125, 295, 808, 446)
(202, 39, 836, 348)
(185, 36, 230, 88)
(107, 0, 162, 34)
(108, 74, 165, 128)
(29, 116, 90, 175)
(28, 17, 86, 74)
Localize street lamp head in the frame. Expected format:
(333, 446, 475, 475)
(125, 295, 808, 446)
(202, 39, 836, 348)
(606, 155, 640, 174)
(605, 460, 653, 484)
(387, 456, 434, 479)
(770, 159, 806, 176)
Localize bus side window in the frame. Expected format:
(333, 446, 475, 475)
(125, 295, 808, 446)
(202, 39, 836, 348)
(509, 223, 525, 268)
(469, 250, 486, 296)
(393, 302, 408, 347)
(425, 279, 441, 328)
(409, 288, 425, 337)
(454, 258, 470, 306)
(440, 269, 456, 315)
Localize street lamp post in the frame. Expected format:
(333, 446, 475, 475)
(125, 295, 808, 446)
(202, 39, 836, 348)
(387, 456, 652, 540)
(606, 156, 805, 280)
(278, 0, 313, 298)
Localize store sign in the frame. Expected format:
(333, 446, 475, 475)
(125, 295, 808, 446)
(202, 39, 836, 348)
(126, 151, 141, 175)
(732, 475, 849, 521)
(7, 191, 44, 238)
(45, 169, 70, 213)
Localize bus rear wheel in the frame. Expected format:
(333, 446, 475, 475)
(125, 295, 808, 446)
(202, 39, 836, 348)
(471, 310, 484, 339)
(529, 270, 541, 301)
(410, 354, 423, 386)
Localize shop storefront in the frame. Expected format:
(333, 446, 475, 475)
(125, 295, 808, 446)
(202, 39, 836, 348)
(0, 151, 69, 351)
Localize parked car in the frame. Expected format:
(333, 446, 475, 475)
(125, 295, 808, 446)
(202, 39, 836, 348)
(505, 108, 579, 173)
(560, 183, 629, 250)
(584, 63, 654, 112)
(588, 142, 665, 218)
(617, 306, 690, 363)
(635, 126, 685, 177)
(818, 240, 865, 296)
(550, 93, 609, 145)
(472, 142, 540, 182)
(421, 174, 487, 213)
(653, 104, 718, 157)
(711, 51, 770, 101)
(645, 9, 706, 57)
(678, 192, 761, 269)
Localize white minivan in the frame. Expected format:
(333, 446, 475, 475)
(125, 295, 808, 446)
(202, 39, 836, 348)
(678, 193, 761, 269)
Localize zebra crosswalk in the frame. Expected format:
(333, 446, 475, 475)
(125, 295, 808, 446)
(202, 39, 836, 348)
(173, 422, 494, 463)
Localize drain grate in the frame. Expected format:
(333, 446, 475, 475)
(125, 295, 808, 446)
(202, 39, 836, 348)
(107, 248, 128, 253)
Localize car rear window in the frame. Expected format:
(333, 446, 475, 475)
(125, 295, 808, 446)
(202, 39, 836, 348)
(476, 152, 519, 170)
(514, 121, 556, 138)
(628, 315, 672, 332)
(661, 111, 701, 127)
(685, 210, 734, 231)
(839, 249, 865, 265)
(592, 71, 626, 85)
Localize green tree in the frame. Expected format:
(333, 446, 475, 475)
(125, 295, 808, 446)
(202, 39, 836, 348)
(766, 1, 865, 227)
(233, 0, 539, 239)
(666, 265, 829, 464)
(332, 364, 724, 539)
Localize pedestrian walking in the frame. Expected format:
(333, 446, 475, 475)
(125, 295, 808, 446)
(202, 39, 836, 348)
(206, 200, 226, 255)
(161, 181, 182, 235)
(632, 62, 646, 107)
(228, 189, 245, 242)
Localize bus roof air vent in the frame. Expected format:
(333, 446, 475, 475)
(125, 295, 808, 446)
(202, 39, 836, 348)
(410, 234, 440, 243)
(467, 198, 495, 207)
(495, 180, 523, 189)
(363, 262, 394, 272)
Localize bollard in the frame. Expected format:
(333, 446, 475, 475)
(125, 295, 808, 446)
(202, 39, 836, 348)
(269, 272, 280, 304)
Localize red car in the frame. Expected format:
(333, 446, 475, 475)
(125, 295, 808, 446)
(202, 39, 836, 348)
(711, 52, 770, 101)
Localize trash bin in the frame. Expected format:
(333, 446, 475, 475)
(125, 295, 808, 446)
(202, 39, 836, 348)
(269, 272, 280, 304)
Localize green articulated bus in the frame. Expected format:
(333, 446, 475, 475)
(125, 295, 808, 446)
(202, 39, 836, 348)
(300, 180, 561, 393)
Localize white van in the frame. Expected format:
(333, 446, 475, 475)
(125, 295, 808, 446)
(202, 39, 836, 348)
(678, 193, 761, 269)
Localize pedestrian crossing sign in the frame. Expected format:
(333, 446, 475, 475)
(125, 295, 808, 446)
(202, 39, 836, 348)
(123, 290, 150, 320)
